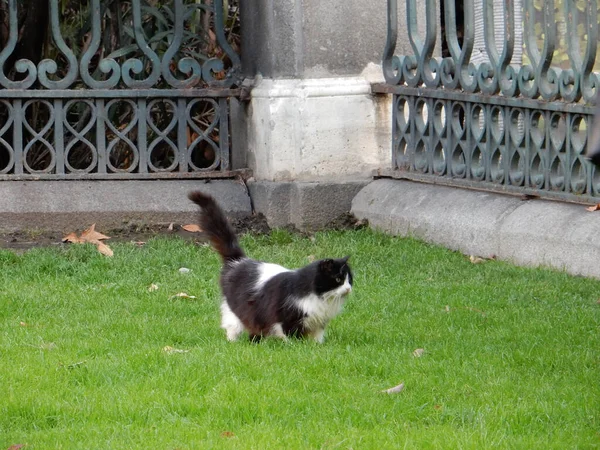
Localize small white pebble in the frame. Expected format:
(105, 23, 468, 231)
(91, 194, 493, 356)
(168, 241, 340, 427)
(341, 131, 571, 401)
(178, 267, 191, 273)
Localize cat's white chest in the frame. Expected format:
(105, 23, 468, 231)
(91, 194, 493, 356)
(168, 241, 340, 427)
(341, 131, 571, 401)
(296, 274, 351, 332)
(296, 293, 346, 332)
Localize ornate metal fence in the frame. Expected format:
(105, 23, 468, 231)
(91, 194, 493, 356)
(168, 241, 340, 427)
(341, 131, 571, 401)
(374, 0, 600, 203)
(0, 0, 241, 180)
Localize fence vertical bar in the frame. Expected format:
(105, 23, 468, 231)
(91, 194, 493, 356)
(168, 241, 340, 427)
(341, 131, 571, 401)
(178, 98, 188, 172)
(219, 98, 230, 171)
(12, 100, 23, 174)
(137, 99, 148, 174)
(96, 100, 107, 174)
(54, 100, 65, 175)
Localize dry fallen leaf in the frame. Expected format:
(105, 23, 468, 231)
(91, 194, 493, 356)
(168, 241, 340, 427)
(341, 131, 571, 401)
(182, 224, 202, 233)
(80, 224, 111, 242)
(434, 404, 443, 410)
(469, 255, 486, 264)
(586, 203, 600, 212)
(148, 283, 159, 292)
(444, 305, 451, 312)
(132, 241, 146, 247)
(382, 382, 405, 394)
(412, 348, 425, 358)
(7, 444, 26, 450)
(167, 222, 174, 231)
(221, 431, 235, 438)
(169, 292, 197, 300)
(19, 321, 28, 327)
(62, 225, 113, 256)
(307, 255, 315, 262)
(91, 240, 114, 257)
(62, 232, 83, 244)
(162, 345, 189, 354)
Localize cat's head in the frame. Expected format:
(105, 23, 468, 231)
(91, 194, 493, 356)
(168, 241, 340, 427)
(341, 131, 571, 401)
(315, 256, 353, 297)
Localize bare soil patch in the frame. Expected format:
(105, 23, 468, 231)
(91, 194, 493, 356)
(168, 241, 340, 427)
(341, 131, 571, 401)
(0, 212, 364, 252)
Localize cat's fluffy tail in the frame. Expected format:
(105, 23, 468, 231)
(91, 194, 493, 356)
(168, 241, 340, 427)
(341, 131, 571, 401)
(188, 191, 246, 262)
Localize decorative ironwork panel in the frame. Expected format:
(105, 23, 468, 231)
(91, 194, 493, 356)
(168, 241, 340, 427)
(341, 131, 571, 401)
(0, 0, 241, 180)
(377, 0, 600, 203)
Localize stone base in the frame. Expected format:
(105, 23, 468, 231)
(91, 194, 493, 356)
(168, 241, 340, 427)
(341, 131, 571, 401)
(352, 179, 600, 279)
(249, 180, 368, 230)
(0, 179, 366, 234)
(0, 180, 252, 233)
(241, 76, 391, 181)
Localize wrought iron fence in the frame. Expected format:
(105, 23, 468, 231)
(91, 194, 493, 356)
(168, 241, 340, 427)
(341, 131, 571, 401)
(0, 0, 241, 180)
(374, 0, 600, 203)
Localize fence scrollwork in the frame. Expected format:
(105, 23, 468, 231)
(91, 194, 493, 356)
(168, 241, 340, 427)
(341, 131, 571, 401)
(377, 0, 600, 204)
(0, 0, 242, 179)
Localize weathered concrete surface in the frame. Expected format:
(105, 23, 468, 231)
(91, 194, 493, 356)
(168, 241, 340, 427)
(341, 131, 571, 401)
(0, 179, 366, 234)
(249, 180, 368, 230)
(240, 0, 435, 78)
(244, 77, 391, 181)
(352, 179, 600, 279)
(0, 180, 252, 233)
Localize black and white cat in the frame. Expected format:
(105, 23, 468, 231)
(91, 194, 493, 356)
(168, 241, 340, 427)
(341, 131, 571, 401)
(188, 191, 353, 343)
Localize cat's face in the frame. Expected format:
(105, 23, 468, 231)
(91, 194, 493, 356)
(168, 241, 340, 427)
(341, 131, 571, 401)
(315, 256, 353, 298)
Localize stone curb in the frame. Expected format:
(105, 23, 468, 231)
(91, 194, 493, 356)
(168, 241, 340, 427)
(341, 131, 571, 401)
(351, 179, 600, 279)
(0, 180, 251, 232)
(248, 180, 369, 230)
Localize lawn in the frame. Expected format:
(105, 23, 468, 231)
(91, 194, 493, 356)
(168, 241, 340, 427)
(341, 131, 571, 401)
(0, 229, 598, 449)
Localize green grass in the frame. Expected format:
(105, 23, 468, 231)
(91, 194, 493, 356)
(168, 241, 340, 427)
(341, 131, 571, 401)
(0, 229, 599, 449)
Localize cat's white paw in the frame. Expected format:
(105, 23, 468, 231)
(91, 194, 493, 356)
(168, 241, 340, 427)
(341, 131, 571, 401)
(310, 328, 325, 344)
(226, 329, 242, 341)
(269, 323, 288, 341)
(221, 300, 244, 342)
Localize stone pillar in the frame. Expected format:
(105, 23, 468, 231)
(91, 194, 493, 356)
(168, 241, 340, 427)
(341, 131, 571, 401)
(235, 0, 395, 181)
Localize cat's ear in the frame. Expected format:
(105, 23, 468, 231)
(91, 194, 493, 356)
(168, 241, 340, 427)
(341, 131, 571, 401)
(340, 255, 351, 264)
(318, 259, 335, 273)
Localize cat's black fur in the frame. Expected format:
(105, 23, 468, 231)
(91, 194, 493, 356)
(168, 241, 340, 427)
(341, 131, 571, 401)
(188, 190, 353, 342)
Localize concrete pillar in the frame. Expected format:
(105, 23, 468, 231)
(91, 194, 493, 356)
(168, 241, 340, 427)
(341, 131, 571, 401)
(235, 0, 397, 181)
